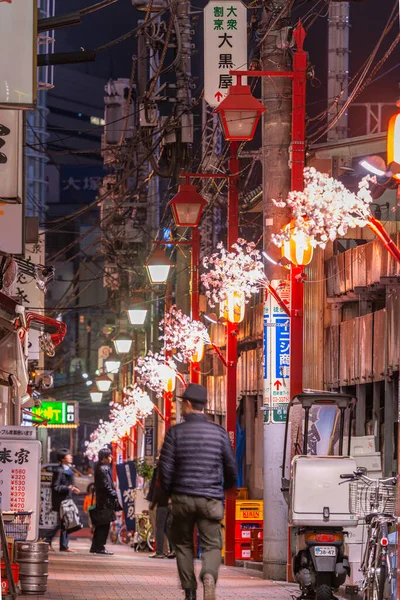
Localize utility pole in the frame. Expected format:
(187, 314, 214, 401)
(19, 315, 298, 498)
(260, 2, 291, 582)
(327, 2, 350, 141)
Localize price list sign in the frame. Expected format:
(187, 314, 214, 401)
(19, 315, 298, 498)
(0, 439, 41, 540)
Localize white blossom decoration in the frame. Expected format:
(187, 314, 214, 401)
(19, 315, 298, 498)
(124, 384, 154, 418)
(159, 306, 211, 363)
(135, 350, 177, 398)
(271, 168, 374, 250)
(85, 420, 115, 461)
(201, 239, 267, 306)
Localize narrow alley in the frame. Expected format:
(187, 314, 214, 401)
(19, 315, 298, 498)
(20, 538, 298, 600)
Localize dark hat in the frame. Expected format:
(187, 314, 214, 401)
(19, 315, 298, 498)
(178, 383, 207, 404)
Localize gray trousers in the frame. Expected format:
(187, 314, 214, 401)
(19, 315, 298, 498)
(170, 494, 223, 591)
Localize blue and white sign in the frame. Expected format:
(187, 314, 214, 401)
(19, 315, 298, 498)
(263, 281, 290, 423)
(145, 427, 154, 458)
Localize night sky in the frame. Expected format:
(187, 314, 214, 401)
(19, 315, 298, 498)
(51, 0, 399, 133)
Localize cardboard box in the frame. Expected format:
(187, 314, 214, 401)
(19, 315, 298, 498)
(346, 436, 376, 455)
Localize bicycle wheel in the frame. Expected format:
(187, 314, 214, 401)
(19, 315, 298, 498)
(109, 523, 118, 545)
(118, 524, 130, 545)
(146, 526, 155, 552)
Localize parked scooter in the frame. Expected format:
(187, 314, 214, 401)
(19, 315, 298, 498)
(281, 393, 358, 600)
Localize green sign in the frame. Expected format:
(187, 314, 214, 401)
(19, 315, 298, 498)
(263, 403, 289, 424)
(32, 402, 76, 426)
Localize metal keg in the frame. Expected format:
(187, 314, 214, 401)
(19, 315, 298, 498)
(15, 542, 49, 595)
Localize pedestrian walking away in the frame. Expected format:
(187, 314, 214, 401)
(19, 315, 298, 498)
(44, 448, 80, 552)
(159, 383, 237, 600)
(90, 447, 122, 555)
(149, 466, 174, 559)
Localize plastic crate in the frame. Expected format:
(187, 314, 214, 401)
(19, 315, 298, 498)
(235, 522, 263, 540)
(235, 541, 251, 561)
(1, 561, 19, 593)
(235, 500, 263, 521)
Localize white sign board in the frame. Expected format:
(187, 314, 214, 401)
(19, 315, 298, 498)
(263, 281, 290, 424)
(0, 426, 36, 440)
(0, 439, 41, 540)
(0, 109, 24, 201)
(16, 240, 45, 360)
(204, 0, 247, 107)
(0, 0, 36, 106)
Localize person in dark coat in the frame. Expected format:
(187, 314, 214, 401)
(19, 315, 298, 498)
(159, 384, 237, 600)
(149, 469, 174, 559)
(90, 447, 121, 555)
(44, 448, 80, 552)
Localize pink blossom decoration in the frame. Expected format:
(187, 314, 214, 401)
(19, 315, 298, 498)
(272, 168, 374, 250)
(201, 238, 268, 307)
(159, 306, 210, 363)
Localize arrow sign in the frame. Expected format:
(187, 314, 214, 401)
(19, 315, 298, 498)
(274, 380, 282, 390)
(214, 91, 223, 102)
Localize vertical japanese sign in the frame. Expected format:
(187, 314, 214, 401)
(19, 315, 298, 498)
(263, 281, 290, 424)
(145, 427, 153, 458)
(15, 240, 45, 360)
(0, 439, 41, 540)
(39, 471, 57, 538)
(204, 0, 247, 107)
(116, 461, 137, 531)
(0, 0, 36, 106)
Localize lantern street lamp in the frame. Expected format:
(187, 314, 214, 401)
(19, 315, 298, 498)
(95, 373, 113, 393)
(214, 80, 266, 141)
(104, 351, 121, 374)
(112, 331, 133, 354)
(281, 220, 314, 267)
(89, 386, 103, 403)
(145, 247, 173, 285)
(127, 297, 148, 326)
(168, 183, 207, 227)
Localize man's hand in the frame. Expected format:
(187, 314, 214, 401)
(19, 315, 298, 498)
(69, 485, 80, 494)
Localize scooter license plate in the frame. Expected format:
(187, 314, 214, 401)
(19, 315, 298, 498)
(314, 546, 336, 557)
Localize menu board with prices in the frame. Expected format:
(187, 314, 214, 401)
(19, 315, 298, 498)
(0, 439, 41, 541)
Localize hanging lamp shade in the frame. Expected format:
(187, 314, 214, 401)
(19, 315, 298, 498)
(89, 386, 103, 403)
(127, 297, 148, 325)
(214, 84, 266, 141)
(145, 248, 173, 284)
(168, 184, 207, 227)
(104, 351, 121, 374)
(112, 331, 133, 354)
(158, 364, 176, 393)
(95, 374, 113, 393)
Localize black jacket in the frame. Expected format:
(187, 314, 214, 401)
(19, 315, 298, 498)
(159, 413, 237, 500)
(94, 463, 119, 510)
(51, 465, 74, 512)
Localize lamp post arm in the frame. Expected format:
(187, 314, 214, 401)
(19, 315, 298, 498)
(367, 216, 400, 265)
(210, 342, 228, 367)
(266, 284, 291, 317)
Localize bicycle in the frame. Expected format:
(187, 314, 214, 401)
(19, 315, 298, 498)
(131, 512, 154, 552)
(109, 512, 131, 545)
(340, 469, 397, 600)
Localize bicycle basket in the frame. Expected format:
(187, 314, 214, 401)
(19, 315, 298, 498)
(349, 481, 397, 518)
(3, 512, 32, 542)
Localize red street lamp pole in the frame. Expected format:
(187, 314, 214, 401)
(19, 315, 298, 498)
(224, 140, 239, 567)
(190, 227, 201, 384)
(181, 145, 240, 566)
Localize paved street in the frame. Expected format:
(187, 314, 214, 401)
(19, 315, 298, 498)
(21, 538, 299, 600)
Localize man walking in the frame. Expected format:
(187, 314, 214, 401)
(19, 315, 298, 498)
(45, 449, 79, 552)
(159, 384, 237, 600)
